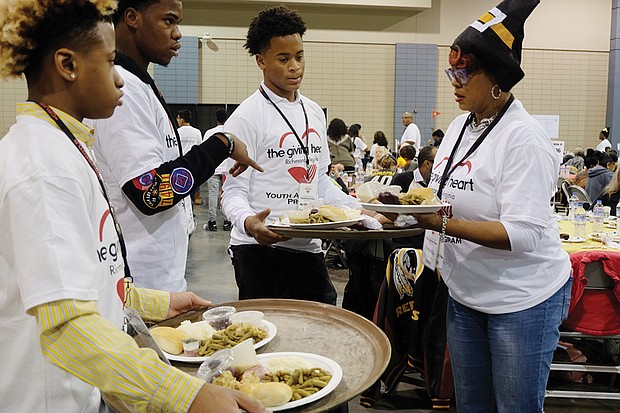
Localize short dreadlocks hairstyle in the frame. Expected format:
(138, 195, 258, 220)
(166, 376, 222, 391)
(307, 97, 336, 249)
(244, 5, 306, 56)
(0, 0, 117, 80)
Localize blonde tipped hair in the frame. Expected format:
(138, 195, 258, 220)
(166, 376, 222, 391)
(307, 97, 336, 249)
(0, 0, 117, 78)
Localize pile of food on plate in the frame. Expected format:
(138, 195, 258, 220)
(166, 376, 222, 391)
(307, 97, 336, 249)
(375, 187, 441, 206)
(286, 205, 361, 224)
(150, 307, 268, 357)
(200, 343, 333, 407)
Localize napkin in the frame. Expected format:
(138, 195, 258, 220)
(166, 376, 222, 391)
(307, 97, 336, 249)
(359, 215, 383, 230)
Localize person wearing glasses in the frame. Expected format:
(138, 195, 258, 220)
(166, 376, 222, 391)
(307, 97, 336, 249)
(410, 1, 571, 411)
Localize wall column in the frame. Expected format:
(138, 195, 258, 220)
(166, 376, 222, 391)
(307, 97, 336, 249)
(607, 0, 620, 148)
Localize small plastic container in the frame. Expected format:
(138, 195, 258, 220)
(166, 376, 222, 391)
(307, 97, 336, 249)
(231, 310, 264, 327)
(182, 338, 200, 357)
(202, 306, 236, 330)
(197, 349, 234, 382)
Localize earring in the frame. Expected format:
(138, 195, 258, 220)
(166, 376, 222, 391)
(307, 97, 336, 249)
(491, 85, 501, 100)
(70, 73, 76, 79)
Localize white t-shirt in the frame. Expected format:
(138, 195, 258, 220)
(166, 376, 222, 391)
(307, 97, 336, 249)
(178, 125, 202, 156)
(205, 124, 227, 175)
(353, 136, 368, 160)
(222, 83, 359, 253)
(428, 99, 571, 314)
(596, 138, 611, 152)
(400, 122, 421, 151)
(89, 66, 192, 291)
(0, 110, 125, 412)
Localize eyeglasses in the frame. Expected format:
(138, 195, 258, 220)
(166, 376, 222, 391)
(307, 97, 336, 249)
(445, 67, 477, 85)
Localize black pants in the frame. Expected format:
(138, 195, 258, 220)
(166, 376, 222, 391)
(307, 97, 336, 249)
(230, 245, 337, 305)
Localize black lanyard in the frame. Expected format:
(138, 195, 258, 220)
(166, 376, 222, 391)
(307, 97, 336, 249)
(30, 101, 133, 285)
(259, 85, 310, 168)
(437, 95, 515, 199)
(115, 52, 183, 157)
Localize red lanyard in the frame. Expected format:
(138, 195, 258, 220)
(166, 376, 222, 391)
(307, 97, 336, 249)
(30, 100, 133, 286)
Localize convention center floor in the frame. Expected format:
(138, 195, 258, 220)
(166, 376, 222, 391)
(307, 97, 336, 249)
(185, 196, 620, 412)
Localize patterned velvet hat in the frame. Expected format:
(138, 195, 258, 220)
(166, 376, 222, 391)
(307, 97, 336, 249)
(450, 0, 539, 91)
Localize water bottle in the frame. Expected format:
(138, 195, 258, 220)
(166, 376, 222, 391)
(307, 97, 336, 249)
(573, 203, 587, 239)
(593, 200, 604, 233)
(568, 194, 579, 220)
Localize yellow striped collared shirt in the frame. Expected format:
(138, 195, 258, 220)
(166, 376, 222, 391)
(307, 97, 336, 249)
(18, 102, 204, 411)
(32, 286, 204, 413)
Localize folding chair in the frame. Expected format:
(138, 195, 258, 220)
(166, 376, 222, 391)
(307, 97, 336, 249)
(546, 251, 620, 400)
(567, 185, 592, 209)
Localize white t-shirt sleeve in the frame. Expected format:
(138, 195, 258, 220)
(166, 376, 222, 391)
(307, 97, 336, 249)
(496, 130, 558, 247)
(7, 177, 99, 311)
(93, 79, 170, 187)
(221, 117, 259, 234)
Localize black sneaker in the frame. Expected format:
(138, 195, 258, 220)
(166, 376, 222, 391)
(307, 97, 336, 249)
(223, 221, 232, 231)
(208, 221, 217, 231)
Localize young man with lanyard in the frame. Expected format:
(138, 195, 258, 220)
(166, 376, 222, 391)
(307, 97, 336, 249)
(89, 0, 261, 292)
(222, 6, 380, 306)
(0, 1, 268, 412)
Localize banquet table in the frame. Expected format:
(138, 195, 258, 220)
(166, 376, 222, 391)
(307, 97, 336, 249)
(105, 299, 391, 413)
(558, 219, 620, 254)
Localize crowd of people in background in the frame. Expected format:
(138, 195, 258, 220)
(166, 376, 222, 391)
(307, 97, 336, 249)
(562, 127, 619, 209)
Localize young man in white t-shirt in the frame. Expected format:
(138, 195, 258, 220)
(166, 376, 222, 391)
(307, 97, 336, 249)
(177, 109, 204, 205)
(89, 0, 261, 292)
(222, 6, 370, 305)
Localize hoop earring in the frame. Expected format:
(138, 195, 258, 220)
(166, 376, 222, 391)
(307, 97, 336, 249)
(491, 85, 502, 100)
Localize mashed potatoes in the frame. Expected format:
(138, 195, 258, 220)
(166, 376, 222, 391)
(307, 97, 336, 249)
(177, 320, 215, 341)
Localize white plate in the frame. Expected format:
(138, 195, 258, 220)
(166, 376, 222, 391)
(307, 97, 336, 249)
(163, 320, 277, 363)
(256, 351, 343, 411)
(562, 237, 586, 243)
(360, 202, 449, 214)
(288, 217, 363, 230)
(605, 223, 617, 229)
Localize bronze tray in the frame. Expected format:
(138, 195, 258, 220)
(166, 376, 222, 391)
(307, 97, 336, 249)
(107, 299, 390, 413)
(267, 225, 424, 239)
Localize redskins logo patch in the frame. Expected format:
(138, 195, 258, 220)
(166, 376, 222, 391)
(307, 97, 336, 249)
(170, 167, 194, 195)
(133, 170, 156, 191)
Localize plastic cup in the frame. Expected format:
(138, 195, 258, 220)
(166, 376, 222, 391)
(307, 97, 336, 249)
(197, 348, 234, 382)
(231, 310, 264, 327)
(202, 306, 236, 330)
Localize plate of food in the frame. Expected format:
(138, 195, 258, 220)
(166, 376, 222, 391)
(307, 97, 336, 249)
(289, 217, 363, 230)
(562, 237, 586, 243)
(360, 187, 448, 214)
(210, 351, 343, 411)
(276, 205, 363, 230)
(151, 319, 277, 363)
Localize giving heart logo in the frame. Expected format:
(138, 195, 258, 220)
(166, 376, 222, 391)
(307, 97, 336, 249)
(278, 127, 321, 184)
(288, 164, 317, 184)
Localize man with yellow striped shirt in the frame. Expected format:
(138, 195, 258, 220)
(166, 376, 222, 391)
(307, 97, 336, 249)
(0, 1, 268, 412)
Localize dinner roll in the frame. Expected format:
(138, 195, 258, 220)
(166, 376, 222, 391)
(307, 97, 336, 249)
(317, 205, 347, 222)
(150, 326, 184, 355)
(251, 382, 293, 407)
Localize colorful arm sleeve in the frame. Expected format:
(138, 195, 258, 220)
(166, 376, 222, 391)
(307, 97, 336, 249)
(122, 134, 229, 215)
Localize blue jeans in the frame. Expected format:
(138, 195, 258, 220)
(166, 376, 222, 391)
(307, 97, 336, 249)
(447, 277, 572, 413)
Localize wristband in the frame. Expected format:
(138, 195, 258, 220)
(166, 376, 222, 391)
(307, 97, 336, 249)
(439, 215, 448, 242)
(217, 132, 235, 156)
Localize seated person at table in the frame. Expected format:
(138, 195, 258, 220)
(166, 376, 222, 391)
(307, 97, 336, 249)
(391, 145, 438, 193)
(586, 155, 613, 202)
(599, 166, 620, 215)
(398, 144, 417, 172)
(366, 154, 398, 185)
